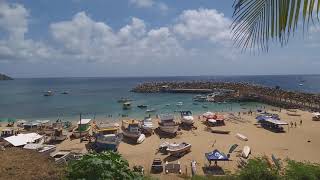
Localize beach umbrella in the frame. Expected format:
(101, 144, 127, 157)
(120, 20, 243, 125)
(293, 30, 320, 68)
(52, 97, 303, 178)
(205, 149, 229, 166)
(228, 144, 239, 154)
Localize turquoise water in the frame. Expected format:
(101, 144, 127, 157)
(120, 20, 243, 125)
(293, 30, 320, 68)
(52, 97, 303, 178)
(0, 75, 319, 121)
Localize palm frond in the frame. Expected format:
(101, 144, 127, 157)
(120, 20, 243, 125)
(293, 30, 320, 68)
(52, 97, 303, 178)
(232, 0, 320, 52)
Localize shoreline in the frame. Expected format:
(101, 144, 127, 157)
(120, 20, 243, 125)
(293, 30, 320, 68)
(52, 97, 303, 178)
(48, 107, 320, 179)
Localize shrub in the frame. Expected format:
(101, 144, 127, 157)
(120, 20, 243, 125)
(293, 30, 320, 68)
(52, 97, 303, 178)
(66, 151, 141, 180)
(284, 159, 320, 180)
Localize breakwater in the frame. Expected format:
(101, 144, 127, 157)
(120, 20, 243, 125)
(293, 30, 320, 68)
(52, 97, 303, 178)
(132, 81, 320, 111)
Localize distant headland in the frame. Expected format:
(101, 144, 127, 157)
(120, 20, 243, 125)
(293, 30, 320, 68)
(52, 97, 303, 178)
(0, 73, 13, 80)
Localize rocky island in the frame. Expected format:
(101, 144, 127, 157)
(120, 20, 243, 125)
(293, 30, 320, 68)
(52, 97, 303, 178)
(0, 73, 13, 80)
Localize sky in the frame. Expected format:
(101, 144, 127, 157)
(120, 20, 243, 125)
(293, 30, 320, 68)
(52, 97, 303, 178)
(0, 0, 319, 78)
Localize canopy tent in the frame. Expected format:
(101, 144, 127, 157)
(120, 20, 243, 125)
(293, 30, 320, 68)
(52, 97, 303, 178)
(4, 133, 43, 147)
(77, 119, 91, 125)
(205, 149, 229, 166)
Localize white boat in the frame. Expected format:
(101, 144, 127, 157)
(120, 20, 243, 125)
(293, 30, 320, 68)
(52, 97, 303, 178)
(176, 102, 183, 106)
(158, 114, 179, 134)
(141, 117, 154, 134)
(23, 144, 56, 155)
(72, 119, 91, 138)
(121, 120, 141, 140)
(123, 102, 132, 110)
(312, 112, 320, 121)
(191, 160, 197, 176)
(44, 90, 53, 96)
(166, 142, 191, 155)
(146, 108, 156, 113)
(51, 151, 72, 164)
(236, 133, 248, 141)
(137, 134, 146, 144)
(180, 111, 194, 125)
(242, 146, 251, 158)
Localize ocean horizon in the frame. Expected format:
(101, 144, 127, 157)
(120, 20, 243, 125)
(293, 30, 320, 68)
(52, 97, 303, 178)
(1, 74, 320, 122)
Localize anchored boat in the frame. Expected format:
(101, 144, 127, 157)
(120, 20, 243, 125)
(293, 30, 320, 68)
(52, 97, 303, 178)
(166, 142, 191, 155)
(141, 117, 154, 134)
(94, 123, 122, 152)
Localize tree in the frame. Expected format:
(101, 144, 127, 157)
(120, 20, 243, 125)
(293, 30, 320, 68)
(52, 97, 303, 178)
(232, 0, 320, 52)
(66, 151, 141, 180)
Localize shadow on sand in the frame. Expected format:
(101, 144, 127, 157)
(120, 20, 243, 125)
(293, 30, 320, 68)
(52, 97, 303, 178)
(202, 166, 226, 175)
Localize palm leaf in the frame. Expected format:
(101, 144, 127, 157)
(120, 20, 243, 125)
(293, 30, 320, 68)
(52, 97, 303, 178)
(232, 0, 320, 52)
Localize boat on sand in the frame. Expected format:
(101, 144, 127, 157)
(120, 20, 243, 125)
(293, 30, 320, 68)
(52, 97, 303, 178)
(121, 120, 141, 140)
(236, 133, 248, 141)
(158, 114, 179, 134)
(211, 129, 230, 134)
(180, 111, 194, 125)
(242, 146, 251, 158)
(72, 119, 91, 138)
(137, 134, 146, 144)
(141, 117, 154, 134)
(166, 142, 191, 155)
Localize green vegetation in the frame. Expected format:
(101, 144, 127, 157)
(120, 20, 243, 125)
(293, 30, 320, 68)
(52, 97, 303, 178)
(0, 73, 13, 80)
(232, 0, 320, 52)
(66, 151, 142, 180)
(284, 159, 320, 180)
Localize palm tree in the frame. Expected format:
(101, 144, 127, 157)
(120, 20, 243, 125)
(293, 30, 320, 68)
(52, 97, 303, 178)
(232, 0, 320, 52)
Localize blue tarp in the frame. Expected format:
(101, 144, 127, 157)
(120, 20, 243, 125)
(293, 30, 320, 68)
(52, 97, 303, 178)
(205, 149, 229, 161)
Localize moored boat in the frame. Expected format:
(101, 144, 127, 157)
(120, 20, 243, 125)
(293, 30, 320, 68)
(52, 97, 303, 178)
(118, 97, 132, 103)
(180, 111, 194, 125)
(123, 102, 132, 110)
(72, 119, 91, 138)
(137, 105, 148, 108)
(158, 114, 179, 134)
(121, 120, 141, 140)
(312, 112, 320, 121)
(146, 108, 156, 113)
(44, 90, 53, 96)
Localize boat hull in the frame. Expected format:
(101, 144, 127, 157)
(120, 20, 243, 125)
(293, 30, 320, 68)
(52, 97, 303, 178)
(52, 135, 67, 141)
(181, 119, 194, 125)
(159, 125, 179, 134)
(73, 127, 90, 138)
(122, 130, 141, 139)
(167, 144, 191, 155)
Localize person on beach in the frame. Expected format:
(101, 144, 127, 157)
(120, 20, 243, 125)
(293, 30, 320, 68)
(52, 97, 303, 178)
(300, 119, 302, 125)
(290, 122, 293, 128)
(294, 122, 297, 128)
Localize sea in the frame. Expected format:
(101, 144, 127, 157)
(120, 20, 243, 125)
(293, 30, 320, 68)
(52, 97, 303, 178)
(0, 75, 319, 122)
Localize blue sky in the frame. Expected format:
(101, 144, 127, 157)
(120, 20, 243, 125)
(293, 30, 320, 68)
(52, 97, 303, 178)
(0, 0, 319, 77)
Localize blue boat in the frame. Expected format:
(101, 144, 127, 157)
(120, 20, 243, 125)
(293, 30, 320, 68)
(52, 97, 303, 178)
(93, 123, 122, 152)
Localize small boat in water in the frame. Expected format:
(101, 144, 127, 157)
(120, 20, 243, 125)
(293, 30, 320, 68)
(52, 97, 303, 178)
(141, 117, 154, 134)
(158, 114, 179, 134)
(137, 104, 148, 108)
(166, 142, 191, 155)
(146, 108, 156, 113)
(72, 119, 91, 138)
(44, 90, 53, 96)
(176, 102, 183, 106)
(118, 97, 132, 103)
(123, 102, 132, 110)
(61, 91, 69, 94)
(121, 120, 141, 140)
(180, 111, 194, 125)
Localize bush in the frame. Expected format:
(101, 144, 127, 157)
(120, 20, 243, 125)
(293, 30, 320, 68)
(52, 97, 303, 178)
(284, 160, 320, 180)
(236, 157, 280, 180)
(66, 151, 141, 180)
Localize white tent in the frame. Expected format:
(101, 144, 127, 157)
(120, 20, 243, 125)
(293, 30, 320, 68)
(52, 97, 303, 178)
(4, 133, 43, 147)
(77, 119, 92, 125)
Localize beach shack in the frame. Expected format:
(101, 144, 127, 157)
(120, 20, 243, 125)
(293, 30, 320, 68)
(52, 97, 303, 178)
(3, 133, 44, 147)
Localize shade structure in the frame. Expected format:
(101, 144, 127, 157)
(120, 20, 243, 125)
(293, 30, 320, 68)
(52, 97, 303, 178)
(205, 149, 229, 162)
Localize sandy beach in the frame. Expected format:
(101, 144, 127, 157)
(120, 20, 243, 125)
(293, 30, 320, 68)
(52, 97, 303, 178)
(45, 108, 320, 179)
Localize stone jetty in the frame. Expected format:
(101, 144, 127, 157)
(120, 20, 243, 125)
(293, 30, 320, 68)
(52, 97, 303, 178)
(132, 81, 320, 111)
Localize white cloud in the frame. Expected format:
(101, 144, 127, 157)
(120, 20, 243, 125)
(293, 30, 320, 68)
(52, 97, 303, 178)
(174, 8, 231, 45)
(129, 0, 168, 13)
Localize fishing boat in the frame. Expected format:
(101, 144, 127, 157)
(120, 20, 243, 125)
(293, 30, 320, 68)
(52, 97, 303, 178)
(166, 142, 191, 155)
(236, 133, 248, 141)
(180, 111, 194, 125)
(72, 119, 91, 138)
(121, 120, 141, 140)
(312, 112, 320, 121)
(123, 102, 132, 110)
(141, 117, 154, 134)
(176, 102, 183, 106)
(51, 128, 67, 141)
(137, 134, 146, 144)
(146, 108, 156, 113)
(94, 123, 122, 152)
(44, 90, 53, 96)
(61, 91, 69, 94)
(137, 104, 148, 108)
(158, 114, 179, 134)
(202, 105, 208, 108)
(242, 146, 251, 158)
(193, 95, 207, 102)
(118, 97, 132, 103)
